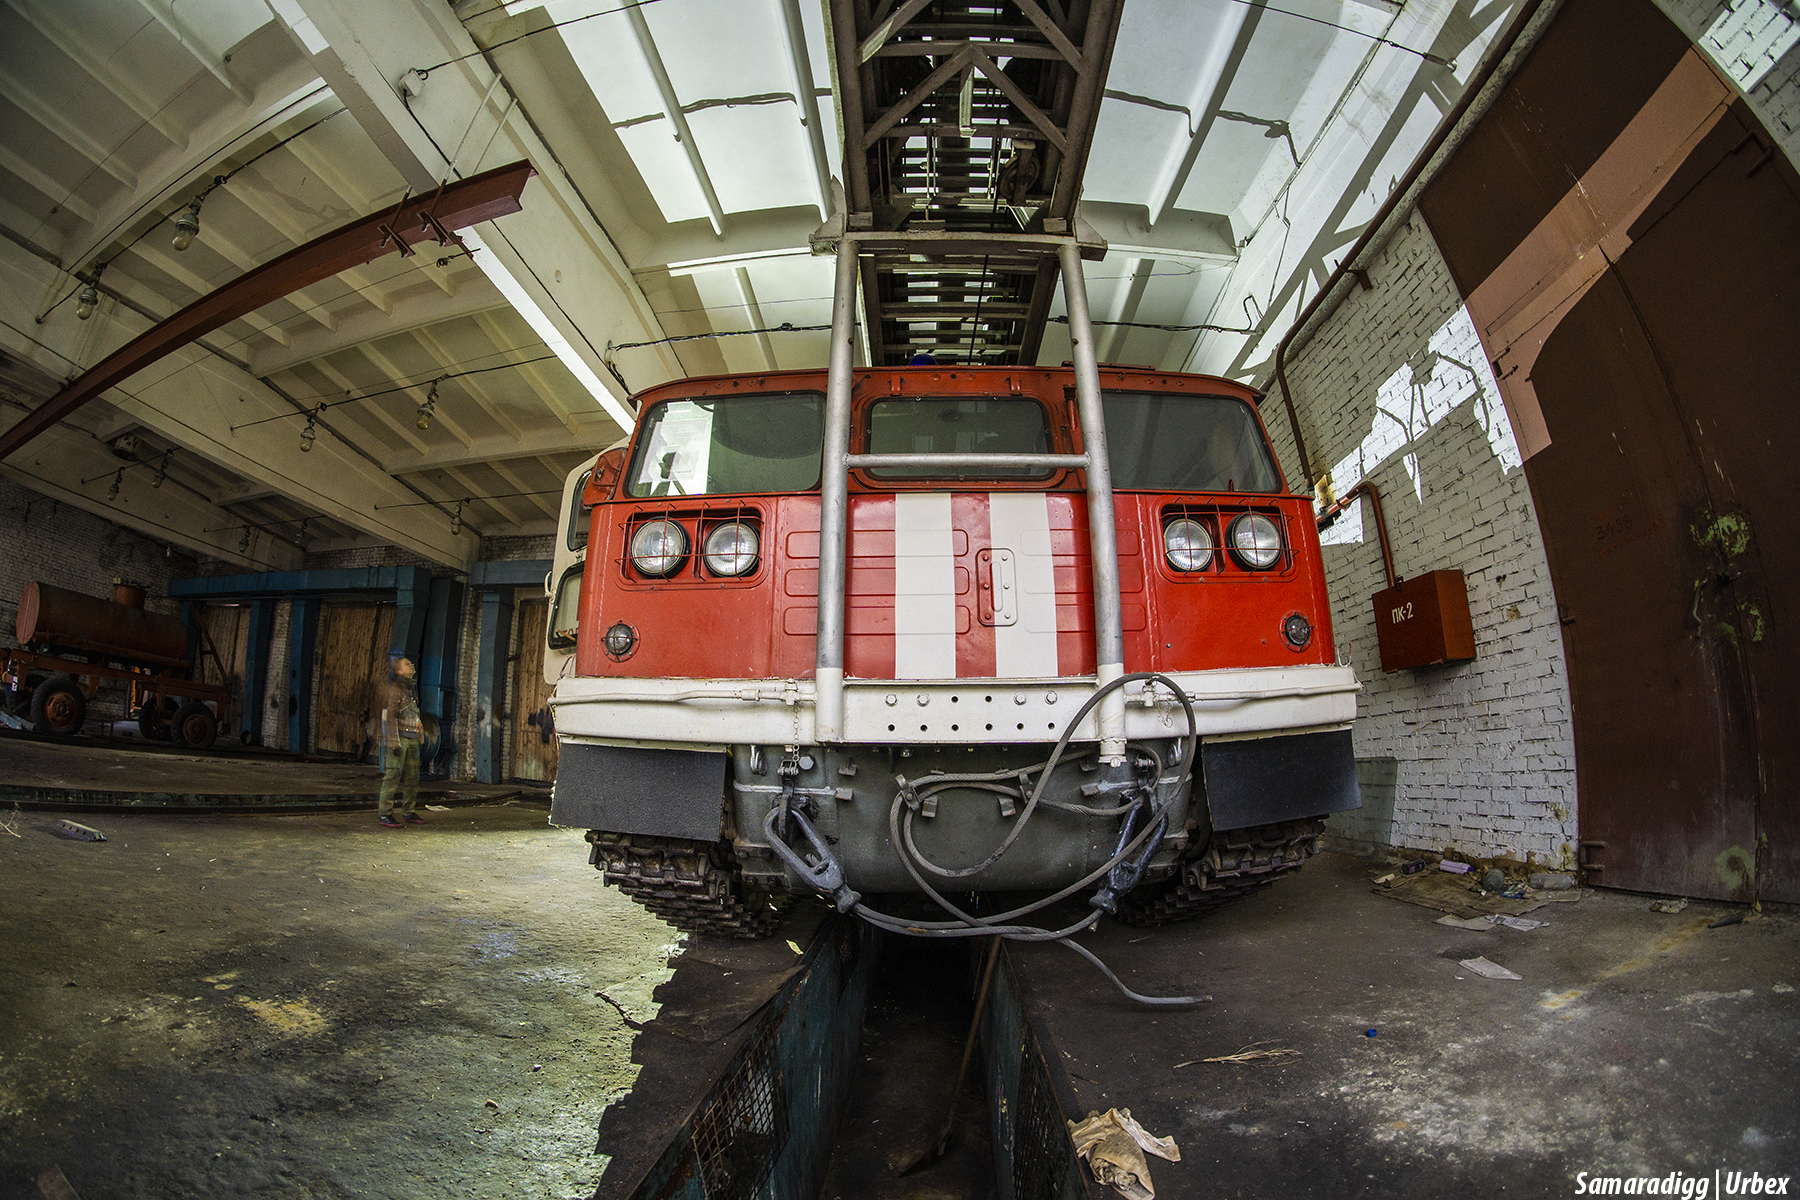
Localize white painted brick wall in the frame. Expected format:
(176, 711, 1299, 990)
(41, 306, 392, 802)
(1265, 215, 1579, 869)
(1655, 0, 1800, 161)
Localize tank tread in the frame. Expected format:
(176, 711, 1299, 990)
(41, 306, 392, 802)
(587, 832, 790, 939)
(1113, 818, 1325, 927)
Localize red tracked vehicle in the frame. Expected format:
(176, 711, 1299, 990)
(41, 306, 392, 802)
(544, 355, 1362, 938)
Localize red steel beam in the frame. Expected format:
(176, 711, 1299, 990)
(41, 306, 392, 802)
(0, 159, 536, 463)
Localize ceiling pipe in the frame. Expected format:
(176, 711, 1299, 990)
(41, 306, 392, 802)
(1269, 0, 1561, 490)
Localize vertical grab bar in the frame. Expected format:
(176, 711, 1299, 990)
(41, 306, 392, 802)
(814, 237, 859, 743)
(1058, 242, 1127, 763)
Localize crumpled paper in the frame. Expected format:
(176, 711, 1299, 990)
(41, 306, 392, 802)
(1067, 1107, 1180, 1199)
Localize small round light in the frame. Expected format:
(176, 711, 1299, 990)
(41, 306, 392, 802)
(1227, 512, 1283, 570)
(1163, 518, 1213, 572)
(629, 518, 689, 577)
(603, 621, 637, 661)
(703, 521, 759, 576)
(1282, 612, 1313, 650)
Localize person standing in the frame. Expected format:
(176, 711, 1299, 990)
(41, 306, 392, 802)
(378, 653, 425, 828)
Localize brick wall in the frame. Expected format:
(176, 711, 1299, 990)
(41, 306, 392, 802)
(1265, 215, 1579, 869)
(0, 475, 227, 726)
(1654, 0, 1800, 161)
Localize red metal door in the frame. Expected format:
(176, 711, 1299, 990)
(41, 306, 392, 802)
(1524, 107, 1799, 901)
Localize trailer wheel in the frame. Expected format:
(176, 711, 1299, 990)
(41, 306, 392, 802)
(136, 699, 173, 740)
(171, 701, 218, 750)
(31, 676, 86, 736)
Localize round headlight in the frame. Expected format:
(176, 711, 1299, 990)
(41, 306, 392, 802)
(629, 519, 689, 577)
(703, 521, 759, 576)
(1163, 518, 1214, 572)
(1227, 512, 1284, 570)
(1282, 612, 1313, 650)
(603, 621, 638, 661)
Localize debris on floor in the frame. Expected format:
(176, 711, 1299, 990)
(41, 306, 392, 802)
(1459, 956, 1523, 980)
(1068, 1108, 1180, 1200)
(37, 1164, 83, 1200)
(48, 819, 106, 842)
(1174, 1042, 1300, 1067)
(1650, 898, 1688, 914)
(1530, 872, 1576, 890)
(1437, 913, 1546, 931)
(1708, 912, 1745, 929)
(0, 710, 27, 731)
(1372, 866, 1548, 919)
(1439, 860, 1473, 874)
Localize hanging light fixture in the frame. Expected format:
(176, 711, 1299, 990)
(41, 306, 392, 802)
(151, 449, 172, 489)
(172, 197, 204, 252)
(299, 408, 319, 453)
(297, 519, 309, 541)
(106, 469, 123, 500)
(238, 526, 251, 553)
(450, 500, 464, 536)
(75, 279, 100, 321)
(416, 378, 441, 430)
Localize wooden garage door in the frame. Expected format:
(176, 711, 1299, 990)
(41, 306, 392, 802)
(512, 600, 558, 783)
(314, 602, 396, 758)
(195, 603, 248, 737)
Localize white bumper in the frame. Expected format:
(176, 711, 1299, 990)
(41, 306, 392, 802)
(550, 664, 1360, 748)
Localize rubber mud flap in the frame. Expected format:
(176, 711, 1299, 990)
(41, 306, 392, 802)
(1203, 728, 1360, 831)
(551, 743, 728, 840)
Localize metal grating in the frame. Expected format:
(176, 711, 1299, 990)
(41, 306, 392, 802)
(832, 0, 1126, 366)
(1010, 1032, 1076, 1199)
(692, 1015, 789, 1200)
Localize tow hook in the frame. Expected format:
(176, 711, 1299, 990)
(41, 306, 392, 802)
(1090, 799, 1168, 914)
(763, 805, 861, 913)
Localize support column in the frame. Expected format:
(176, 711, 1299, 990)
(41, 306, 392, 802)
(1058, 242, 1127, 763)
(475, 588, 515, 785)
(814, 235, 860, 744)
(390, 565, 431, 662)
(418, 577, 463, 724)
(287, 597, 321, 753)
(242, 599, 276, 745)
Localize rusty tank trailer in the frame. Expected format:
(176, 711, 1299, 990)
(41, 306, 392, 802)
(2, 580, 229, 747)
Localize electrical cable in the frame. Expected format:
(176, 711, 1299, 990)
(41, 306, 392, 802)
(766, 672, 1205, 1005)
(417, 0, 671, 76)
(228, 352, 560, 431)
(373, 487, 558, 511)
(34, 106, 352, 324)
(1224, 0, 1455, 65)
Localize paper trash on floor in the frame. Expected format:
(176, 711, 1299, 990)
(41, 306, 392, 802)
(1068, 1107, 1180, 1199)
(1459, 956, 1523, 980)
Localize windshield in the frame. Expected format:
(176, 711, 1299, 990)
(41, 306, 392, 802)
(625, 392, 824, 497)
(1101, 391, 1282, 492)
(866, 397, 1052, 479)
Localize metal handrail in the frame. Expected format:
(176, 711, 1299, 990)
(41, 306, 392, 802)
(845, 453, 1091, 470)
(813, 229, 1128, 762)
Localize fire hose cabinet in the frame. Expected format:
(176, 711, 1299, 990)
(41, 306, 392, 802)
(1373, 569, 1476, 672)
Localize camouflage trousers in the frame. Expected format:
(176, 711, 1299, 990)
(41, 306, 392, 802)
(379, 740, 421, 817)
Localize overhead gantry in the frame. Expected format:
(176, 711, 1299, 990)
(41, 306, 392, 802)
(827, 0, 1126, 366)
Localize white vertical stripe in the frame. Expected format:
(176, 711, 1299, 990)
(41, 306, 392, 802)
(894, 492, 958, 679)
(989, 492, 1060, 678)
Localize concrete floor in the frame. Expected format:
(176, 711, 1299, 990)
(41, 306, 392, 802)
(0, 734, 519, 810)
(0, 804, 676, 1200)
(3, 796, 1794, 1200)
(1012, 852, 1799, 1198)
